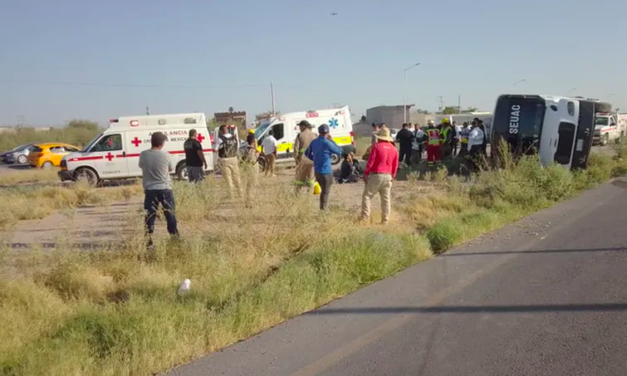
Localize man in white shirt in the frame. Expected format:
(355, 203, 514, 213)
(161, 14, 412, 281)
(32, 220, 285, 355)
(262, 130, 278, 177)
(467, 123, 485, 172)
(453, 121, 462, 156)
(411, 124, 425, 164)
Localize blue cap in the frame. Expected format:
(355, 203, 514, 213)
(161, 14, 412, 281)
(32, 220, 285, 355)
(318, 124, 330, 134)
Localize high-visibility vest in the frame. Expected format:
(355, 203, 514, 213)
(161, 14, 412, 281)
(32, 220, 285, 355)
(441, 126, 451, 143)
(427, 129, 441, 145)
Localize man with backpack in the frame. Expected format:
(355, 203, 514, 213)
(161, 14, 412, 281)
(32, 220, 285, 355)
(216, 124, 243, 198)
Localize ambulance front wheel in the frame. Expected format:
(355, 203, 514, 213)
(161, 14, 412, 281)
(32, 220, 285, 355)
(331, 154, 341, 165)
(75, 167, 98, 187)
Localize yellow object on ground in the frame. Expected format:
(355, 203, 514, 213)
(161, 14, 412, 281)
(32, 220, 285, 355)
(313, 182, 321, 195)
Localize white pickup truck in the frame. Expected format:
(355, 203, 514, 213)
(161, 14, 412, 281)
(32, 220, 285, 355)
(593, 112, 627, 146)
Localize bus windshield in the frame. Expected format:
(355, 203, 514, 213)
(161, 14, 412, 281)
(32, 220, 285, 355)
(492, 95, 546, 155)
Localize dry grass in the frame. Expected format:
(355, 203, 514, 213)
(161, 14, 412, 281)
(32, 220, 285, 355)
(0, 168, 60, 186)
(2, 142, 627, 376)
(0, 181, 143, 231)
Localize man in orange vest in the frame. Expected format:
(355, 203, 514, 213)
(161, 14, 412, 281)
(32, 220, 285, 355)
(426, 120, 442, 168)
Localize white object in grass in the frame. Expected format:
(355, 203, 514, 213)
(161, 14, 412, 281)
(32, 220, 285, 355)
(177, 279, 191, 297)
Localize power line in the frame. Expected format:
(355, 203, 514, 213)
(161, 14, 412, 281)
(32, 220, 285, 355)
(0, 78, 304, 90)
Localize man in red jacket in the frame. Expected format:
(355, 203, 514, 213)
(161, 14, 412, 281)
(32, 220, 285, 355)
(360, 127, 399, 225)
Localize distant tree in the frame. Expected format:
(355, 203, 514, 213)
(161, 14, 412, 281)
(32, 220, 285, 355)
(439, 106, 479, 115)
(415, 108, 431, 115)
(206, 117, 219, 130)
(66, 119, 100, 132)
(228, 106, 234, 113)
(360, 115, 367, 123)
(440, 106, 460, 115)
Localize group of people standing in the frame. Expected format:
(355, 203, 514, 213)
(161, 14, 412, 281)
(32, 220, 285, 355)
(385, 117, 488, 172)
(289, 120, 397, 225)
(137, 116, 490, 245)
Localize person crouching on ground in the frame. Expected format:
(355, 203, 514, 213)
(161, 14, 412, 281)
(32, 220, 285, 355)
(339, 151, 362, 184)
(305, 124, 343, 210)
(360, 127, 399, 225)
(138, 132, 179, 248)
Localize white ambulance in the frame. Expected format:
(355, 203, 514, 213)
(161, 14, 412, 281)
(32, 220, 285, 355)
(253, 106, 355, 165)
(59, 113, 214, 185)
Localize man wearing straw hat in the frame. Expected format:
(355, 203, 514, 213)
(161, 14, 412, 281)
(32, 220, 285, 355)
(360, 127, 399, 225)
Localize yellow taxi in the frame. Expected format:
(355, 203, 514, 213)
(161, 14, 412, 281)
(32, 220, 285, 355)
(28, 142, 81, 169)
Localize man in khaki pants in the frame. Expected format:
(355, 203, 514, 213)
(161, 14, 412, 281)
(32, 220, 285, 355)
(360, 127, 399, 225)
(293, 120, 316, 193)
(217, 125, 243, 198)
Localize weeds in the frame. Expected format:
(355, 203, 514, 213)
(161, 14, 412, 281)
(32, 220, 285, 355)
(1, 142, 627, 376)
(0, 181, 142, 230)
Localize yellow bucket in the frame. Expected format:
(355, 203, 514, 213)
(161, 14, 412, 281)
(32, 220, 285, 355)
(313, 182, 321, 195)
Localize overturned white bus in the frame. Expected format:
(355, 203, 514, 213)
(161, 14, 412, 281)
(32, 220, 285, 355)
(491, 94, 611, 170)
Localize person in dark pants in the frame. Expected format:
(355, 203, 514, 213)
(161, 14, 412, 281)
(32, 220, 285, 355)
(305, 124, 343, 210)
(183, 129, 207, 183)
(396, 123, 415, 166)
(138, 132, 179, 247)
(467, 121, 486, 173)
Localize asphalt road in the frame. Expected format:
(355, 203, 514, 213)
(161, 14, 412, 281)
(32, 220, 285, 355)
(166, 178, 627, 376)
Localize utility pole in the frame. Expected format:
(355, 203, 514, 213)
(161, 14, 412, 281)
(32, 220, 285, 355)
(270, 82, 276, 116)
(438, 96, 444, 113)
(146, 106, 150, 115)
(458, 95, 462, 114)
(17, 115, 25, 128)
(403, 62, 421, 123)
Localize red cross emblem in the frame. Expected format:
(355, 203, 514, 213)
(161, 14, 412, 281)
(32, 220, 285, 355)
(131, 137, 142, 147)
(197, 134, 205, 143)
(105, 152, 114, 161)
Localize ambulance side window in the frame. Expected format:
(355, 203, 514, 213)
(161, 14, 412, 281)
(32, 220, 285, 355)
(92, 134, 122, 152)
(272, 123, 285, 140)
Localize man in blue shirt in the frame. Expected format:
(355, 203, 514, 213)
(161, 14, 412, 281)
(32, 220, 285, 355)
(305, 124, 343, 210)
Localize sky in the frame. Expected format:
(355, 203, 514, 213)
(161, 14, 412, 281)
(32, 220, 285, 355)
(0, 0, 625, 126)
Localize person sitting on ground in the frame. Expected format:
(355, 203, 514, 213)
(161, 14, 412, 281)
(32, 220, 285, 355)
(338, 151, 363, 184)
